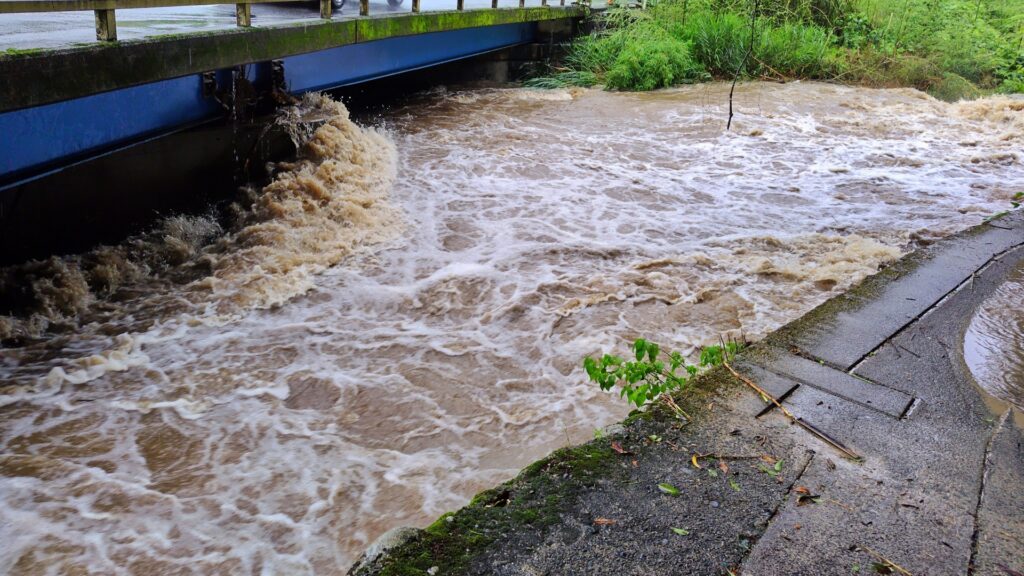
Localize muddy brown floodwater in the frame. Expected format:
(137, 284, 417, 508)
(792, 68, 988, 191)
(1, 82, 1022, 574)
(964, 259, 1024, 411)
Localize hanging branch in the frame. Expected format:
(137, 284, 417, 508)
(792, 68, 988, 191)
(727, 0, 760, 131)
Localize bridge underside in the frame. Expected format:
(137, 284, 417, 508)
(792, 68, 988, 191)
(0, 8, 580, 184)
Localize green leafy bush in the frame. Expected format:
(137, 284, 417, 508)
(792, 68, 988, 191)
(606, 37, 709, 90)
(583, 338, 741, 409)
(528, 0, 1023, 96)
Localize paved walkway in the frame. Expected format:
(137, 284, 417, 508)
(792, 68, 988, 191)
(737, 210, 1024, 575)
(352, 212, 1024, 576)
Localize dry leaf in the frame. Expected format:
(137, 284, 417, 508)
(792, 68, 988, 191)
(611, 441, 632, 455)
(691, 454, 702, 469)
(594, 518, 617, 526)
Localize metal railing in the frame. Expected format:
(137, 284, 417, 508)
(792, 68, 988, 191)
(0, 0, 571, 42)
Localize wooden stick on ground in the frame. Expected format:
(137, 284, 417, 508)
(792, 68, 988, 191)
(860, 545, 914, 576)
(722, 360, 863, 461)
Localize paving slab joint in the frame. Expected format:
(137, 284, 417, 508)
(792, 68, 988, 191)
(847, 240, 1024, 376)
(967, 408, 1012, 575)
(738, 450, 817, 575)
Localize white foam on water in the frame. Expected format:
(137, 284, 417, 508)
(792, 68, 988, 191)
(1, 82, 1022, 574)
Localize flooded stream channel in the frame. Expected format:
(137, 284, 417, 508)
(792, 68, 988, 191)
(1, 82, 1022, 574)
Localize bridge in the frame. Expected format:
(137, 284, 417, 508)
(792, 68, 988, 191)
(0, 0, 583, 183)
(0, 0, 583, 261)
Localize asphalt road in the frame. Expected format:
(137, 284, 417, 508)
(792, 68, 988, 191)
(0, 0, 555, 50)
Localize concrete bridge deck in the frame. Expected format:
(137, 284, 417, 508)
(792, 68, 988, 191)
(0, 0, 555, 50)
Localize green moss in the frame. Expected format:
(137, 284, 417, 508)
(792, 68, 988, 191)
(0, 47, 48, 60)
(356, 439, 619, 576)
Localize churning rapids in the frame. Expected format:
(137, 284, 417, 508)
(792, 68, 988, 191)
(1, 82, 1022, 574)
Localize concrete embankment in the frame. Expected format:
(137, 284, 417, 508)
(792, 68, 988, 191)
(349, 210, 1024, 576)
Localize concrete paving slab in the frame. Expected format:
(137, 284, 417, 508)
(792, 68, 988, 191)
(759, 351, 914, 419)
(784, 212, 1024, 370)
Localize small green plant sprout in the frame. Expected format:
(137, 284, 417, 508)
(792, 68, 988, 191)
(759, 459, 784, 477)
(670, 527, 690, 536)
(583, 338, 742, 411)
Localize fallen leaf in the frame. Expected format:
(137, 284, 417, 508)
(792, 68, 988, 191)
(774, 459, 784, 472)
(729, 479, 742, 492)
(631, 459, 639, 468)
(671, 527, 690, 536)
(794, 486, 811, 495)
(611, 441, 632, 455)
(658, 482, 681, 496)
(719, 460, 729, 475)
(760, 454, 777, 464)
(593, 518, 617, 526)
(691, 454, 702, 469)
(797, 492, 821, 506)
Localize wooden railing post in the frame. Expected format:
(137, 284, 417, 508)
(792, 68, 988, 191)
(457, 0, 464, 9)
(412, 0, 420, 12)
(320, 0, 331, 18)
(94, 8, 116, 41)
(235, 2, 251, 26)
(518, 0, 524, 7)
(491, 0, 497, 6)
(359, 0, 368, 15)
(541, 0, 547, 5)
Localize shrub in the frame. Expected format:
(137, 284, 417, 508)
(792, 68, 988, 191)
(757, 21, 839, 77)
(606, 37, 709, 90)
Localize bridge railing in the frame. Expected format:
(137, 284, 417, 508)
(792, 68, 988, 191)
(0, 0, 574, 42)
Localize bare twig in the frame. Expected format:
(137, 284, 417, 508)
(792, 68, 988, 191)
(727, 0, 759, 130)
(860, 545, 914, 576)
(660, 394, 691, 420)
(722, 360, 863, 461)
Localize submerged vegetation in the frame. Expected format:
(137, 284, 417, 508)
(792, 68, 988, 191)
(527, 0, 1024, 100)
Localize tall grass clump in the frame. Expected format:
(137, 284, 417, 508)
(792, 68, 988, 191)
(605, 25, 710, 90)
(526, 0, 1023, 100)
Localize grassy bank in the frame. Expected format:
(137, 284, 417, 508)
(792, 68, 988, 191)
(528, 0, 1024, 100)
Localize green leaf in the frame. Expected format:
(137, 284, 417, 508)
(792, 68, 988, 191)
(634, 339, 647, 361)
(729, 479, 741, 492)
(706, 469, 719, 478)
(657, 482, 680, 496)
(647, 342, 659, 362)
(774, 459, 784, 472)
(670, 527, 689, 536)
(583, 357, 598, 381)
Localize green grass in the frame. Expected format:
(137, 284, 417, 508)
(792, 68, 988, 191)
(527, 0, 1024, 100)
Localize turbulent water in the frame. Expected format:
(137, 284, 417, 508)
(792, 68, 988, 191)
(1, 82, 1022, 574)
(964, 259, 1024, 410)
